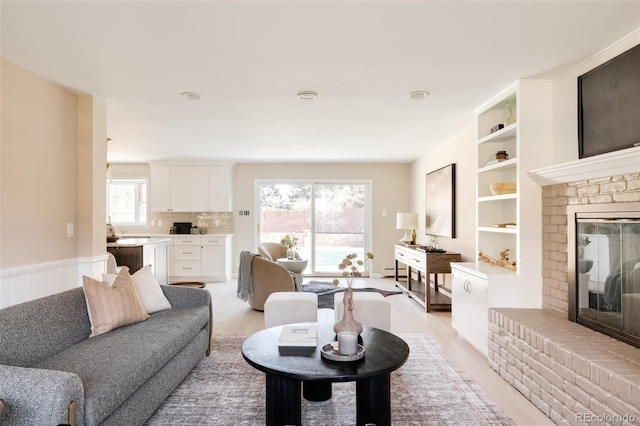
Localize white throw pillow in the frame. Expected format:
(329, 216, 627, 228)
(102, 273, 117, 285)
(131, 266, 172, 313)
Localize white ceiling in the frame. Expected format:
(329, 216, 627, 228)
(2, 1, 639, 163)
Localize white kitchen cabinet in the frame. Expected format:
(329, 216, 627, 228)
(190, 166, 210, 212)
(170, 235, 232, 282)
(172, 236, 201, 276)
(150, 167, 171, 212)
(201, 236, 232, 281)
(150, 166, 191, 212)
(170, 166, 191, 212)
(209, 166, 232, 211)
(150, 164, 233, 212)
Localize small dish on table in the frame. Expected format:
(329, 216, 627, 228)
(320, 341, 365, 362)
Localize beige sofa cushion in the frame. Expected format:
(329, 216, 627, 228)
(83, 268, 150, 337)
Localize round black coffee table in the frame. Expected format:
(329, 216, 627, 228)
(241, 322, 409, 426)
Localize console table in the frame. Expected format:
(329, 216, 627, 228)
(394, 244, 461, 313)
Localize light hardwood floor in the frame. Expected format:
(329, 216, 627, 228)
(206, 277, 553, 426)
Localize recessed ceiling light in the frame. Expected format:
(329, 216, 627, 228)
(180, 91, 201, 100)
(409, 90, 430, 100)
(297, 90, 317, 100)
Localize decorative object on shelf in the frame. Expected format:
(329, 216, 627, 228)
(492, 222, 516, 228)
(503, 94, 517, 126)
(280, 234, 299, 259)
(490, 123, 504, 133)
(478, 249, 517, 271)
(489, 182, 516, 195)
(333, 252, 374, 334)
(396, 212, 419, 244)
(495, 150, 508, 160)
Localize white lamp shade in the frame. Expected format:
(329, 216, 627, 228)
(396, 212, 418, 230)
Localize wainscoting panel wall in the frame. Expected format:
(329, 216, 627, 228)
(0, 255, 108, 309)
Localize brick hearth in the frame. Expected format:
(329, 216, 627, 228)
(486, 162, 640, 425)
(489, 309, 640, 425)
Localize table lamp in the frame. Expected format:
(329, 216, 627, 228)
(396, 212, 418, 245)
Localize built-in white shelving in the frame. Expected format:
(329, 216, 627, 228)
(452, 80, 554, 355)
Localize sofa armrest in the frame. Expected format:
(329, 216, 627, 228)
(161, 285, 213, 356)
(0, 364, 84, 426)
(161, 285, 211, 310)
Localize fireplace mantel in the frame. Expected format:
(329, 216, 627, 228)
(528, 146, 640, 187)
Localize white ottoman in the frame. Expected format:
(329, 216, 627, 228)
(334, 291, 391, 332)
(264, 292, 318, 328)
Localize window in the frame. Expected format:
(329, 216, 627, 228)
(256, 180, 372, 275)
(107, 178, 148, 226)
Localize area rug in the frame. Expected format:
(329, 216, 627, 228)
(302, 281, 403, 309)
(146, 334, 514, 425)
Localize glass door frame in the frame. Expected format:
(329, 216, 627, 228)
(254, 179, 373, 277)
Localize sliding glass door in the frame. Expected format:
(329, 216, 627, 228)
(256, 180, 371, 276)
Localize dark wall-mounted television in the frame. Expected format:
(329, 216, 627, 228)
(578, 43, 640, 159)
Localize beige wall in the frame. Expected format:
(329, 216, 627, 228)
(409, 125, 477, 262)
(0, 58, 106, 269)
(232, 162, 411, 274)
(77, 95, 108, 257)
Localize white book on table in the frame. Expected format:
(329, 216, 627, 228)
(278, 325, 317, 347)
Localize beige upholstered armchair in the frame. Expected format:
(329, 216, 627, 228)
(257, 242, 300, 261)
(238, 254, 296, 311)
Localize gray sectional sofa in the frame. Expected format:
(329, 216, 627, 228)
(0, 285, 212, 426)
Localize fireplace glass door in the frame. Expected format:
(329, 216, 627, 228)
(577, 218, 640, 342)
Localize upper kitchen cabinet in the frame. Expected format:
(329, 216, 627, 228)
(190, 166, 210, 212)
(209, 166, 232, 212)
(150, 164, 233, 212)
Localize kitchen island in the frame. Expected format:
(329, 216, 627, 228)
(107, 237, 170, 284)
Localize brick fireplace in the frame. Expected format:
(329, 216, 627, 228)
(541, 173, 640, 316)
(487, 149, 640, 424)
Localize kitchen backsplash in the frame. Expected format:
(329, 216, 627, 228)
(117, 211, 234, 235)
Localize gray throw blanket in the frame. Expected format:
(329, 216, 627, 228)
(237, 251, 258, 301)
(290, 272, 301, 292)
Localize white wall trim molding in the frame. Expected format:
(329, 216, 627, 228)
(0, 254, 108, 309)
(528, 146, 640, 187)
(0, 254, 108, 279)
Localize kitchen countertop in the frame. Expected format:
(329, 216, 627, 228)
(107, 237, 172, 248)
